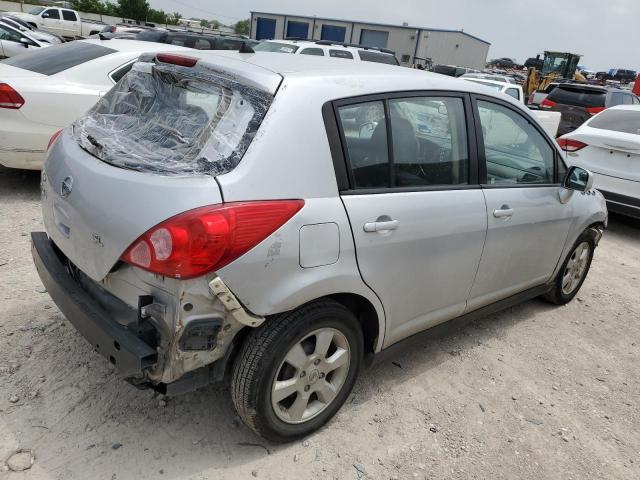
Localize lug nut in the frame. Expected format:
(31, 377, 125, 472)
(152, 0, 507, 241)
(314, 359, 320, 365)
(304, 385, 310, 392)
(319, 372, 325, 379)
(300, 371, 306, 378)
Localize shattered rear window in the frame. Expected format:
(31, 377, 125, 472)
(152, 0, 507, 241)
(73, 60, 273, 176)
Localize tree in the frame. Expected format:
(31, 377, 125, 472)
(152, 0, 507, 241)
(169, 11, 182, 25)
(117, 0, 150, 21)
(234, 18, 250, 35)
(200, 19, 210, 28)
(69, 0, 107, 14)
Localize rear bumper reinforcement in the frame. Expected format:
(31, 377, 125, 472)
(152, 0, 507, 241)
(31, 232, 157, 378)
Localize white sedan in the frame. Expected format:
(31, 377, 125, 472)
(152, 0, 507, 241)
(0, 39, 191, 170)
(558, 105, 640, 219)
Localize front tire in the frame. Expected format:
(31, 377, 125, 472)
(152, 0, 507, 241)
(231, 300, 363, 442)
(544, 230, 596, 305)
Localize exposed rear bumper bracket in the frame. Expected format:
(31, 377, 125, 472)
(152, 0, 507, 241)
(208, 276, 265, 327)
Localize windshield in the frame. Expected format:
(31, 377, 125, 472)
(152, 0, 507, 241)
(73, 61, 273, 176)
(253, 41, 299, 53)
(29, 7, 45, 14)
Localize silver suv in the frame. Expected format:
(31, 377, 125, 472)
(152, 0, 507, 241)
(32, 51, 607, 441)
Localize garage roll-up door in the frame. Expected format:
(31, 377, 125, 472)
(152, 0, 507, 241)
(256, 18, 276, 40)
(359, 29, 389, 49)
(321, 25, 346, 42)
(286, 21, 309, 39)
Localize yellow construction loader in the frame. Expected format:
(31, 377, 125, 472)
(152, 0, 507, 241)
(523, 51, 584, 98)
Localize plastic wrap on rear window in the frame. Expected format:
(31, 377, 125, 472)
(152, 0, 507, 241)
(73, 60, 273, 176)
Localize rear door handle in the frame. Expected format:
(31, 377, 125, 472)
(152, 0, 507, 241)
(493, 206, 514, 218)
(363, 220, 399, 232)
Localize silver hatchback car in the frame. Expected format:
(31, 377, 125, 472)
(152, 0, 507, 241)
(32, 51, 607, 441)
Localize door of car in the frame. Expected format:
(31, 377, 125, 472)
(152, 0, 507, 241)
(60, 9, 80, 38)
(0, 24, 32, 58)
(40, 8, 62, 35)
(332, 93, 487, 346)
(467, 96, 574, 310)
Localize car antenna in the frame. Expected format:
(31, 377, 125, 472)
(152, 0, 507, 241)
(239, 42, 255, 54)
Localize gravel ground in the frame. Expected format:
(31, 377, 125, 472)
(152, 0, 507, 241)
(1, 165, 639, 480)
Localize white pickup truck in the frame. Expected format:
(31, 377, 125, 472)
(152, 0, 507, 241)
(9, 6, 104, 39)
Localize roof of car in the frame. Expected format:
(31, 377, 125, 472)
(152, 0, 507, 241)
(464, 78, 519, 88)
(606, 104, 640, 112)
(261, 39, 396, 55)
(183, 50, 524, 104)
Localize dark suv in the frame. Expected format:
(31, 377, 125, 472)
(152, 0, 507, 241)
(135, 30, 258, 51)
(541, 84, 640, 136)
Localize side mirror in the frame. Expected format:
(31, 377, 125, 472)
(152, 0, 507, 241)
(564, 166, 594, 192)
(20, 38, 30, 47)
(42, 13, 49, 18)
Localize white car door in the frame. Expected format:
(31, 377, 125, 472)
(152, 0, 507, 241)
(40, 8, 62, 36)
(334, 93, 488, 347)
(60, 9, 80, 38)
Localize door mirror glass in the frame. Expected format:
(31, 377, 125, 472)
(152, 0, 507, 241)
(564, 166, 593, 192)
(42, 12, 49, 18)
(20, 37, 30, 47)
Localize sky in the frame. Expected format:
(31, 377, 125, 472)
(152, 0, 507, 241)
(149, 0, 639, 71)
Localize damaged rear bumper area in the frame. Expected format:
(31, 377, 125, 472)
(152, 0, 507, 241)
(31, 232, 157, 377)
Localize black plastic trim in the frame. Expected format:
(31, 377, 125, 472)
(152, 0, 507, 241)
(599, 190, 640, 218)
(322, 101, 350, 191)
(371, 283, 552, 364)
(31, 232, 157, 378)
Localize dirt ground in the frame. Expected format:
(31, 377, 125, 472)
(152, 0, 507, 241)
(1, 164, 639, 480)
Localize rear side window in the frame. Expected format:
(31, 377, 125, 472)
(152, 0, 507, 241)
(61, 10, 77, 21)
(358, 50, 398, 65)
(193, 38, 213, 49)
(547, 86, 606, 108)
(73, 60, 273, 176)
(300, 48, 324, 56)
(329, 49, 353, 59)
(136, 30, 166, 42)
(337, 97, 469, 188)
(505, 88, 520, 100)
(588, 109, 640, 135)
(253, 42, 299, 53)
(3, 41, 115, 75)
(216, 38, 244, 50)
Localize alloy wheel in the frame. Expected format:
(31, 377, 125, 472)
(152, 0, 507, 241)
(271, 328, 351, 424)
(561, 241, 591, 295)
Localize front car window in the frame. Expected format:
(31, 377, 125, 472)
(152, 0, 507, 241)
(357, 50, 399, 65)
(43, 9, 60, 20)
(0, 24, 21, 42)
(28, 7, 45, 15)
(478, 100, 554, 185)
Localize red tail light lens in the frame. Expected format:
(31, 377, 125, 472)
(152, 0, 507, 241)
(121, 200, 304, 279)
(47, 129, 63, 150)
(0, 83, 24, 109)
(586, 106, 606, 116)
(540, 99, 557, 109)
(557, 138, 587, 152)
(156, 53, 198, 67)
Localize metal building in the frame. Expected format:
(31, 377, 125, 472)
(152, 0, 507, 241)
(250, 12, 491, 69)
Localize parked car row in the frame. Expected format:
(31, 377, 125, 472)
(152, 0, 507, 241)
(8, 6, 104, 39)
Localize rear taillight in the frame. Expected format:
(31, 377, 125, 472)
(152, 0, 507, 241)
(156, 53, 198, 67)
(586, 106, 606, 116)
(120, 200, 304, 279)
(0, 83, 24, 109)
(557, 138, 587, 152)
(540, 99, 557, 109)
(47, 129, 63, 150)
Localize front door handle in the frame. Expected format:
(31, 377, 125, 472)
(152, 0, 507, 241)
(493, 205, 514, 218)
(363, 219, 399, 232)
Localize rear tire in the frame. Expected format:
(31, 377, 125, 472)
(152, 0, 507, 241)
(231, 300, 363, 442)
(544, 230, 596, 305)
